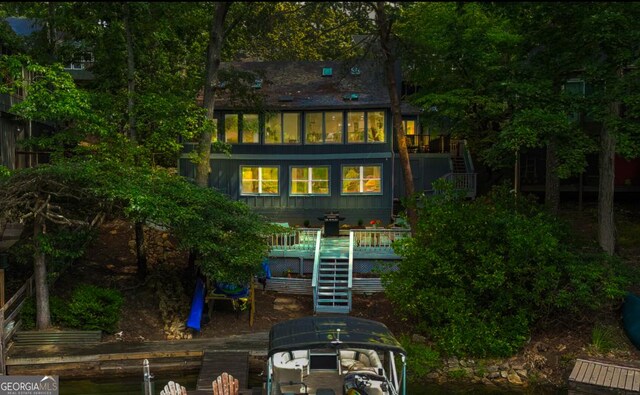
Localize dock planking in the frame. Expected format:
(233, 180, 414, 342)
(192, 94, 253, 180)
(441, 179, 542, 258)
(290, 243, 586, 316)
(196, 351, 249, 392)
(569, 359, 640, 393)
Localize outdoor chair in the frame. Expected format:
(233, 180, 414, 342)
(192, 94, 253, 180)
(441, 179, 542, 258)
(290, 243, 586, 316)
(160, 381, 188, 395)
(212, 372, 239, 395)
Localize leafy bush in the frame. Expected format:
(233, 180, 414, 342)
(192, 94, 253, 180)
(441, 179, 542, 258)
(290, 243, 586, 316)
(19, 296, 66, 330)
(58, 285, 124, 333)
(384, 184, 629, 357)
(399, 336, 441, 378)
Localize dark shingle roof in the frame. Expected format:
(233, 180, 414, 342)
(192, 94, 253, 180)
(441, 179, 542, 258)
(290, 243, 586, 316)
(204, 60, 414, 112)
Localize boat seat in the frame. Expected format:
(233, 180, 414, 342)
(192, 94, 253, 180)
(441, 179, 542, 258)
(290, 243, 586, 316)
(339, 349, 383, 375)
(316, 389, 335, 395)
(273, 350, 310, 394)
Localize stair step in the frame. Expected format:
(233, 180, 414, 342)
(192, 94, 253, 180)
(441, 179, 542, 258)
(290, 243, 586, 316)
(317, 299, 349, 304)
(317, 291, 349, 297)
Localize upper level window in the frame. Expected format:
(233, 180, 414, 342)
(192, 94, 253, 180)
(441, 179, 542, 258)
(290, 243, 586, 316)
(404, 120, 416, 136)
(265, 112, 301, 144)
(367, 111, 385, 143)
(342, 165, 382, 194)
(347, 112, 365, 143)
(225, 114, 238, 143)
(241, 166, 279, 195)
(290, 166, 330, 195)
(242, 114, 259, 143)
(305, 112, 343, 144)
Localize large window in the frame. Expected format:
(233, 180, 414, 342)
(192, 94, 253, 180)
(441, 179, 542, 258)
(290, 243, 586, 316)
(225, 114, 239, 143)
(342, 165, 382, 194)
(305, 113, 323, 144)
(242, 114, 259, 143)
(367, 111, 386, 142)
(266, 112, 300, 144)
(325, 112, 343, 143)
(347, 112, 365, 143)
(241, 166, 279, 195)
(290, 166, 330, 195)
(305, 112, 343, 144)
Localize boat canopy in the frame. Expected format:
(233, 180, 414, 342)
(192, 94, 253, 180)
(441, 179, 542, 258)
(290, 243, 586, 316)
(268, 316, 406, 357)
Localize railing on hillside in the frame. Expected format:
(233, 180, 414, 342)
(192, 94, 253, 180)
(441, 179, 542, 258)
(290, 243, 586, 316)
(0, 275, 34, 374)
(442, 173, 477, 198)
(268, 228, 319, 252)
(350, 229, 411, 253)
(311, 230, 322, 311)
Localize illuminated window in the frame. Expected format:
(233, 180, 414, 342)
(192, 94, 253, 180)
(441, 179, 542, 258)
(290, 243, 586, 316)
(305, 113, 323, 144)
(367, 112, 385, 142)
(265, 113, 282, 144)
(283, 113, 301, 143)
(325, 112, 343, 143)
(242, 114, 259, 143)
(241, 166, 279, 195)
(342, 165, 382, 194)
(290, 166, 330, 195)
(347, 112, 365, 143)
(224, 114, 238, 143)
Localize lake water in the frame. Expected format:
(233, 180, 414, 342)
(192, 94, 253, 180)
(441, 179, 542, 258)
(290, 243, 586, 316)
(59, 375, 574, 395)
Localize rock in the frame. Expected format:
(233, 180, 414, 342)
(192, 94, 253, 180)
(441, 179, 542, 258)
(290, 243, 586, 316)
(482, 378, 494, 386)
(273, 304, 286, 311)
(411, 334, 427, 343)
(511, 363, 524, 370)
(487, 372, 500, 379)
(500, 370, 508, 378)
(426, 372, 440, 380)
(516, 369, 528, 378)
(486, 365, 499, 373)
(274, 297, 297, 304)
(507, 372, 523, 385)
(447, 357, 459, 368)
(459, 359, 467, 367)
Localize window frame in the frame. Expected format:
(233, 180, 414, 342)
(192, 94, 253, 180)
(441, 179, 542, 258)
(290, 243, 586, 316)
(289, 165, 331, 197)
(340, 164, 383, 195)
(239, 165, 280, 196)
(265, 112, 302, 145)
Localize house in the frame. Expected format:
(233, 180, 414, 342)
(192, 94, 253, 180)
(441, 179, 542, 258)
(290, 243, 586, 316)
(178, 60, 476, 227)
(0, 17, 94, 170)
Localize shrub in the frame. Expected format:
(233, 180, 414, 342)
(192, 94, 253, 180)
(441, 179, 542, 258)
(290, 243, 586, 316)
(19, 295, 67, 330)
(58, 285, 124, 333)
(384, 184, 629, 357)
(399, 336, 441, 378)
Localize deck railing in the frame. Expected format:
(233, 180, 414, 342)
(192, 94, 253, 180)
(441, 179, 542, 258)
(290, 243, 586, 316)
(442, 173, 477, 197)
(311, 230, 322, 311)
(0, 275, 34, 374)
(268, 228, 319, 252)
(350, 229, 411, 253)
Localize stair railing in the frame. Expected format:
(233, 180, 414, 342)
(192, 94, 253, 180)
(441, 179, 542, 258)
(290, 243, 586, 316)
(348, 231, 355, 312)
(311, 229, 322, 312)
(352, 229, 410, 253)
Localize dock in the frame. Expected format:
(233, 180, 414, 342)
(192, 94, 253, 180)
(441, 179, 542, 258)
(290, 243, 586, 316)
(191, 351, 258, 395)
(569, 359, 640, 394)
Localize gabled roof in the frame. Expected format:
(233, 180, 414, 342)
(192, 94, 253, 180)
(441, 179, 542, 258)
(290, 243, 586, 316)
(206, 60, 421, 114)
(268, 315, 406, 357)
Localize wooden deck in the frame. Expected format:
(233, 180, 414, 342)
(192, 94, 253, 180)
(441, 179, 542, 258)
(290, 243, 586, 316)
(569, 359, 640, 393)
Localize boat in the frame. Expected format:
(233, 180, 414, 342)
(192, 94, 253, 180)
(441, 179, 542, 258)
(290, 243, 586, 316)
(265, 316, 407, 395)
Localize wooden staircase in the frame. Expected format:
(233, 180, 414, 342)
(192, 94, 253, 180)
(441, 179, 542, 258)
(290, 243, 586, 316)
(315, 255, 351, 314)
(452, 156, 466, 173)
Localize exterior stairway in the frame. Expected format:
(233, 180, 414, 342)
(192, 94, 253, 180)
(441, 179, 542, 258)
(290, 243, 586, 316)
(452, 156, 467, 173)
(314, 237, 351, 314)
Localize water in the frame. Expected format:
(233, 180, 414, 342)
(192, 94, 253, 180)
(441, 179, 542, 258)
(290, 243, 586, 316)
(60, 375, 573, 395)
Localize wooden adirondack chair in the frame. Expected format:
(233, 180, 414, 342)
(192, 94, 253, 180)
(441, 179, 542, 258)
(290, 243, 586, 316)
(160, 381, 188, 395)
(212, 372, 239, 395)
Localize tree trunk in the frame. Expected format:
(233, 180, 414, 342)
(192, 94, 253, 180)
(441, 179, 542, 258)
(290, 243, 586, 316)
(47, 2, 57, 62)
(545, 137, 560, 215)
(135, 221, 148, 278)
(598, 104, 617, 255)
(195, 2, 231, 188)
(124, 2, 137, 144)
(33, 213, 51, 329)
(374, 2, 417, 234)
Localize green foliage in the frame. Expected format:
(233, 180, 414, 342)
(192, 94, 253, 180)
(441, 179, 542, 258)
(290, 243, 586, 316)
(0, 165, 10, 178)
(399, 336, 441, 378)
(57, 285, 124, 333)
(590, 324, 620, 353)
(19, 295, 66, 331)
(384, 185, 629, 357)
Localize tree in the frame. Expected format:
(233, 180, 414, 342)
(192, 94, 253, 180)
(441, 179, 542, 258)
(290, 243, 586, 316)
(372, 1, 417, 232)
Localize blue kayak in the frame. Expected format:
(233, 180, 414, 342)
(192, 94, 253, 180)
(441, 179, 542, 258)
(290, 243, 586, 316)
(622, 292, 640, 350)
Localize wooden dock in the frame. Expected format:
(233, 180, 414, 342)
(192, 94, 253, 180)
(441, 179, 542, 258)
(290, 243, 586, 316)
(196, 351, 249, 392)
(569, 359, 640, 394)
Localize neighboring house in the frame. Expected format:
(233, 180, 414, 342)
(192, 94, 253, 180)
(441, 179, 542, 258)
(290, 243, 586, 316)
(179, 60, 476, 226)
(0, 17, 94, 170)
(520, 78, 640, 195)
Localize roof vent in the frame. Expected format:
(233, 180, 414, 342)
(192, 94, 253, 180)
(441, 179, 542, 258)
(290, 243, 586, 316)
(252, 79, 263, 89)
(322, 67, 333, 77)
(343, 93, 359, 101)
(278, 95, 293, 102)
(350, 66, 361, 76)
